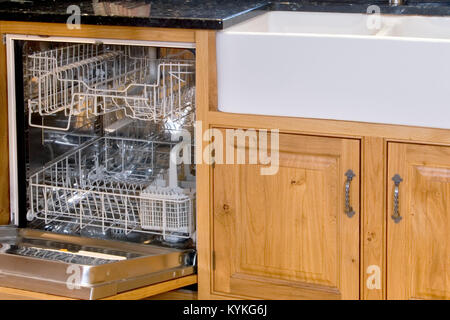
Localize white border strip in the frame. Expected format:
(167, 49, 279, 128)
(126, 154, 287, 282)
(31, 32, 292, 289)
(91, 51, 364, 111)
(6, 34, 196, 49)
(6, 35, 18, 225)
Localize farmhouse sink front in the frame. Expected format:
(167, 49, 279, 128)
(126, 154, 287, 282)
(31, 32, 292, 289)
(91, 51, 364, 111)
(216, 12, 450, 129)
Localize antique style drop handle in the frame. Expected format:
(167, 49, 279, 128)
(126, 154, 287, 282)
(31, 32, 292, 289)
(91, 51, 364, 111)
(345, 170, 356, 218)
(392, 174, 403, 223)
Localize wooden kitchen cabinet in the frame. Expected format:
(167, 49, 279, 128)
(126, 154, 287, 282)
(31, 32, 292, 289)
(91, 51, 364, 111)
(211, 131, 360, 299)
(199, 110, 450, 300)
(387, 142, 450, 300)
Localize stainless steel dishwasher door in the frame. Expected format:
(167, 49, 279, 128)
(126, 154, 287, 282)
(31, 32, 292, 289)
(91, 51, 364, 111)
(0, 227, 195, 299)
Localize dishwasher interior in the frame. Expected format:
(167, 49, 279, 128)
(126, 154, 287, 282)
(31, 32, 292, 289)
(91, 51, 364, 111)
(1, 37, 197, 299)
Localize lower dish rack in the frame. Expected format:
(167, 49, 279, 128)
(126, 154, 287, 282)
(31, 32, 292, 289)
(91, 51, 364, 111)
(27, 135, 196, 240)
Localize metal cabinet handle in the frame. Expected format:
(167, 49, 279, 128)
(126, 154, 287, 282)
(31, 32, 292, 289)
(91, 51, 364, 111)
(392, 174, 403, 223)
(345, 170, 356, 218)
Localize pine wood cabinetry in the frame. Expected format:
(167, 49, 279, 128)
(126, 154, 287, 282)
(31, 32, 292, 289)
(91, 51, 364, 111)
(387, 143, 450, 300)
(212, 132, 360, 300)
(199, 110, 450, 300)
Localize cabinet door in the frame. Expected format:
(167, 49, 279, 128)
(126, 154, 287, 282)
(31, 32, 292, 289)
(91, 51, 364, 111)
(388, 143, 450, 300)
(212, 132, 360, 300)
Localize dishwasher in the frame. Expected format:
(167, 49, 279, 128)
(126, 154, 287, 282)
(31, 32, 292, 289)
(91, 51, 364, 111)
(0, 35, 197, 299)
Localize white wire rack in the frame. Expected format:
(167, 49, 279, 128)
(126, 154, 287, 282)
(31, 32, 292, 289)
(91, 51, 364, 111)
(140, 184, 194, 234)
(27, 136, 195, 240)
(27, 44, 195, 130)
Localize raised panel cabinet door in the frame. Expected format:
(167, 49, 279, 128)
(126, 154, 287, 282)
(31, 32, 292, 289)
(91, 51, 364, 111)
(387, 143, 450, 300)
(212, 131, 360, 300)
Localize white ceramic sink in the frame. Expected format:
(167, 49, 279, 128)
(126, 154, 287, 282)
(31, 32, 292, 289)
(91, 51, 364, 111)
(217, 11, 450, 129)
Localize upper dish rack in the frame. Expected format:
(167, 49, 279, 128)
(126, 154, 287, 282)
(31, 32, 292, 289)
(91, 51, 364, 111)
(27, 44, 195, 131)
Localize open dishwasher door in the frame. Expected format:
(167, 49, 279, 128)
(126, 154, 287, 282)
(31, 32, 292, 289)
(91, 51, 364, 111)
(0, 227, 196, 299)
(3, 36, 197, 299)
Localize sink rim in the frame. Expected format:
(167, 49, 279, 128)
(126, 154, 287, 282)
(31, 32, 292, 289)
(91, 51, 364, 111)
(221, 11, 450, 43)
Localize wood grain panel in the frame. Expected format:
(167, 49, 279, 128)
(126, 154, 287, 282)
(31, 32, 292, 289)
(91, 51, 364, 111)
(361, 137, 386, 300)
(208, 111, 450, 146)
(388, 143, 450, 300)
(145, 289, 197, 300)
(102, 275, 197, 300)
(0, 21, 195, 43)
(0, 287, 75, 300)
(213, 131, 360, 299)
(194, 30, 217, 300)
(229, 274, 341, 300)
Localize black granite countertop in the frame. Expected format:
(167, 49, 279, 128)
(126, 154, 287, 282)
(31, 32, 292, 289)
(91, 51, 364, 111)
(273, 1, 450, 17)
(1, 0, 450, 30)
(0, 0, 270, 29)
